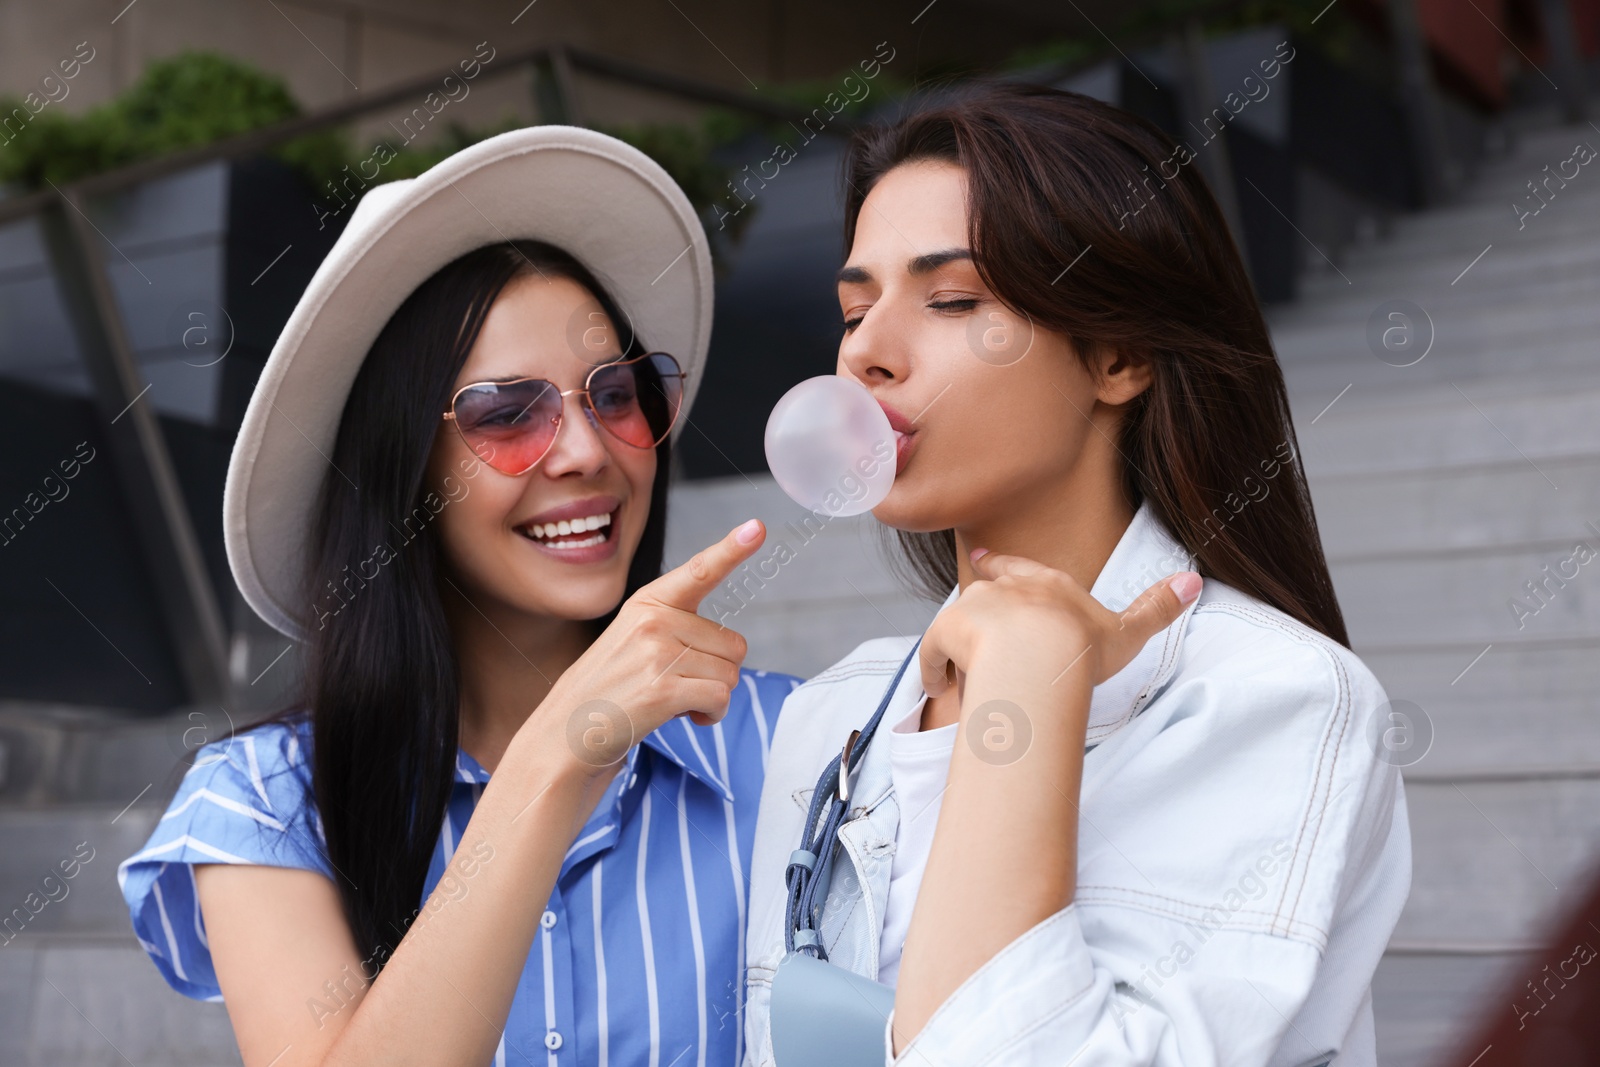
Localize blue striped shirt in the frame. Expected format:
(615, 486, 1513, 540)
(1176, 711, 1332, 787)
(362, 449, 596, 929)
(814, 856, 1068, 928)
(118, 667, 801, 1067)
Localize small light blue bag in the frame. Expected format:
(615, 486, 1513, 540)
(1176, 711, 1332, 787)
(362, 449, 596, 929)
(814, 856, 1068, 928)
(770, 951, 897, 1066)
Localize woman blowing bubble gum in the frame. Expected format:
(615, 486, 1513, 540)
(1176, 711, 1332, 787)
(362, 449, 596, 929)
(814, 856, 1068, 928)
(119, 127, 799, 1067)
(745, 82, 1410, 1067)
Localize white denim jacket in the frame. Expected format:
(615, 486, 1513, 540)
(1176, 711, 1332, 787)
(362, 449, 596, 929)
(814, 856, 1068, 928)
(743, 500, 1412, 1067)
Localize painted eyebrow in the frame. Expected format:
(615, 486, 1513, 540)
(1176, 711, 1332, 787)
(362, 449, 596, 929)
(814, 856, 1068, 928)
(837, 247, 973, 284)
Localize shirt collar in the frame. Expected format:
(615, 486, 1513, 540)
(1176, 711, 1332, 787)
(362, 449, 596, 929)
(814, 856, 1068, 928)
(637, 717, 737, 802)
(451, 715, 737, 803)
(454, 749, 489, 784)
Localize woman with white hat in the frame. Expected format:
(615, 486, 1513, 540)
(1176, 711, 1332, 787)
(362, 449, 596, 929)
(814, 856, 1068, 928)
(119, 126, 800, 1067)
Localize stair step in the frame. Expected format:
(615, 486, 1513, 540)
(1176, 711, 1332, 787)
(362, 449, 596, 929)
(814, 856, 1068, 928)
(1288, 382, 1600, 478)
(0, 702, 248, 806)
(1298, 232, 1600, 307)
(1353, 179, 1600, 241)
(1393, 779, 1600, 945)
(1357, 641, 1600, 777)
(1279, 349, 1600, 423)
(1336, 202, 1600, 271)
(0, 806, 163, 938)
(0, 935, 241, 1066)
(1333, 541, 1600, 647)
(1280, 247, 1600, 331)
(1313, 454, 1600, 559)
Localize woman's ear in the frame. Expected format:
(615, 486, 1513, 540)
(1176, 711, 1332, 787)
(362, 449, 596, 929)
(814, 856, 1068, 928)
(1095, 347, 1153, 406)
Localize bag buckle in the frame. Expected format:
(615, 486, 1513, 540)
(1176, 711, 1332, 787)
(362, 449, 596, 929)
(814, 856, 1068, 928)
(837, 728, 861, 803)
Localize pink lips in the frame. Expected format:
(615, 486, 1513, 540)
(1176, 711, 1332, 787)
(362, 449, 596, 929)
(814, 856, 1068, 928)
(876, 401, 917, 437)
(877, 400, 919, 476)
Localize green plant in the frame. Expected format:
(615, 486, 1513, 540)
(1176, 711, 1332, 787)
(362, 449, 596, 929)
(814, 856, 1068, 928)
(0, 51, 346, 189)
(0, 48, 925, 272)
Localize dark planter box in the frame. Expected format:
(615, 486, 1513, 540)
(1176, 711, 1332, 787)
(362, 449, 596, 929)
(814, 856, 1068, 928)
(0, 158, 342, 711)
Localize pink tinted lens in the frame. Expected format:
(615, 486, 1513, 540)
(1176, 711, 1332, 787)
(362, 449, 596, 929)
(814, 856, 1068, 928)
(589, 353, 683, 448)
(451, 379, 561, 473)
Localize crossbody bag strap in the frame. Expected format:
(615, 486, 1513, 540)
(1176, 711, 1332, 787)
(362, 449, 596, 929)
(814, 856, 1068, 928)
(785, 635, 924, 957)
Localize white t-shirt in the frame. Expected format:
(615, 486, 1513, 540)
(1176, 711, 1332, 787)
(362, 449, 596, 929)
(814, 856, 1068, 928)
(876, 692, 957, 986)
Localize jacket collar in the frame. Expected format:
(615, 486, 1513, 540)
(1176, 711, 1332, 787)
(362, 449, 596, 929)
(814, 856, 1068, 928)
(862, 498, 1200, 773)
(1080, 497, 1203, 740)
(452, 716, 736, 802)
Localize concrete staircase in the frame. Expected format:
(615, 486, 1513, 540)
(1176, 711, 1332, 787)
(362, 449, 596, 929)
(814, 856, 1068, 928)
(0, 707, 247, 1065)
(1267, 107, 1600, 1065)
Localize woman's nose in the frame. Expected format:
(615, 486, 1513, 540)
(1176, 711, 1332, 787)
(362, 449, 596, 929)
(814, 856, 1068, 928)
(541, 392, 611, 474)
(838, 306, 909, 385)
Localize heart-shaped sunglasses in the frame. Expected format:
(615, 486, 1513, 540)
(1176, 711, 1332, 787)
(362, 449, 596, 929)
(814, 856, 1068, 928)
(442, 352, 685, 476)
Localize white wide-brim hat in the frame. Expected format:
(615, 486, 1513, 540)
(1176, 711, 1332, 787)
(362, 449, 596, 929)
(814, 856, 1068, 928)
(223, 125, 713, 643)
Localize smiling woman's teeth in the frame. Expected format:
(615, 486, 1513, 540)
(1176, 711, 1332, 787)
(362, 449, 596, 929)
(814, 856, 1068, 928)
(525, 511, 612, 549)
(545, 533, 606, 549)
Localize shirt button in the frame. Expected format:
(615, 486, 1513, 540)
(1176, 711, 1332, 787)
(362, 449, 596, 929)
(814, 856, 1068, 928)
(544, 1030, 563, 1050)
(541, 910, 557, 930)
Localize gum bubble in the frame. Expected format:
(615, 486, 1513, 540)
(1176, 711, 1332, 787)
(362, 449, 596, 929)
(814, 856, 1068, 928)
(764, 375, 896, 517)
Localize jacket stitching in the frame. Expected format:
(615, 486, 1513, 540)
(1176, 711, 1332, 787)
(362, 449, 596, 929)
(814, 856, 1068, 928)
(1074, 884, 1331, 937)
(1073, 892, 1329, 946)
(1283, 638, 1353, 935)
(791, 667, 901, 692)
(807, 663, 900, 683)
(802, 657, 908, 686)
(820, 879, 862, 957)
(1123, 598, 1194, 728)
(836, 827, 885, 975)
(1209, 603, 1331, 937)
(1199, 601, 1350, 937)
(1196, 602, 1327, 938)
(1243, 607, 1348, 938)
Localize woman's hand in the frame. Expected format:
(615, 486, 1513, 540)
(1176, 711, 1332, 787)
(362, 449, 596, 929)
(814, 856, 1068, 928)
(918, 546, 1203, 710)
(529, 519, 767, 777)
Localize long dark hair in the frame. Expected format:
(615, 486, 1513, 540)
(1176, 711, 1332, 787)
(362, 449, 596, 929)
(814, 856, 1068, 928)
(844, 82, 1348, 648)
(233, 239, 670, 969)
